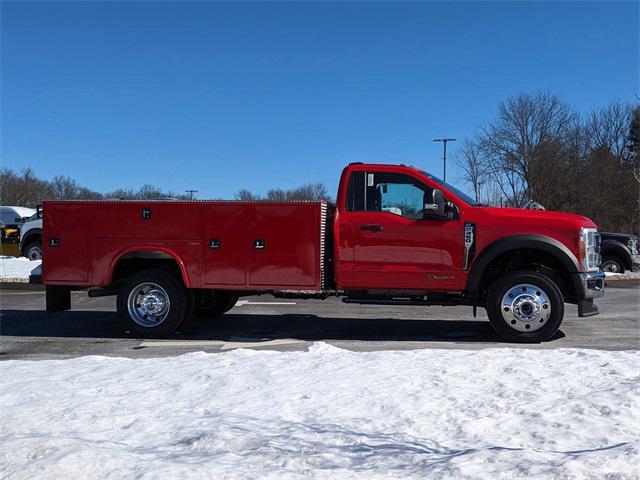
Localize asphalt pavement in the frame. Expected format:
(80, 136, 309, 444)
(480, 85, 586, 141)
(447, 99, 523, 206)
(1, 285, 638, 359)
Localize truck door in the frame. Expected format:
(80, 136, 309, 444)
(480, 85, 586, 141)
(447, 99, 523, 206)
(348, 170, 463, 291)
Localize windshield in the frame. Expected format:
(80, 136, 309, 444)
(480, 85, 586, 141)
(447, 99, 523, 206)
(419, 171, 480, 206)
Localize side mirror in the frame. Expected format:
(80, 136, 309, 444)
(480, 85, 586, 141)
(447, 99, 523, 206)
(423, 189, 446, 218)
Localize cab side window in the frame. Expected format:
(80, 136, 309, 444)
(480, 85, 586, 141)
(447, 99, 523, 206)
(366, 173, 433, 220)
(346, 171, 435, 219)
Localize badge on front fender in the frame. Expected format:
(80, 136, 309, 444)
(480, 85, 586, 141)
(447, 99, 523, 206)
(463, 222, 476, 270)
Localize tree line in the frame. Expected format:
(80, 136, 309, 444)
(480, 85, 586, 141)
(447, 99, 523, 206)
(0, 168, 195, 205)
(234, 183, 331, 202)
(454, 91, 639, 234)
(0, 167, 333, 206)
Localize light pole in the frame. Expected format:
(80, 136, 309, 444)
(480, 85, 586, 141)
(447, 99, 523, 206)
(185, 189, 198, 200)
(433, 138, 456, 182)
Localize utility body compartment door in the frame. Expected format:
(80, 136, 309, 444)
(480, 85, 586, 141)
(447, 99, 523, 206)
(43, 203, 90, 283)
(202, 202, 323, 290)
(204, 204, 248, 286)
(248, 203, 321, 288)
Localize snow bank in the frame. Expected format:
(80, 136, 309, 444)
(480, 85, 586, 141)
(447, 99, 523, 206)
(0, 256, 41, 282)
(1, 345, 639, 479)
(605, 271, 640, 280)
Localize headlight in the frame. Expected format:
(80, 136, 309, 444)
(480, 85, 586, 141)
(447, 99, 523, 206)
(628, 238, 639, 255)
(579, 227, 600, 272)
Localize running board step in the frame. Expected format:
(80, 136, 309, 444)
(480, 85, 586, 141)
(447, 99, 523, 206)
(342, 297, 460, 307)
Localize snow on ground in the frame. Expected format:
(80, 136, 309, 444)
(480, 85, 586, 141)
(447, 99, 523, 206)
(1, 344, 639, 479)
(0, 256, 41, 282)
(605, 270, 640, 280)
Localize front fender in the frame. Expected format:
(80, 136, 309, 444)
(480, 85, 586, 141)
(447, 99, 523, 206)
(19, 228, 42, 253)
(466, 234, 580, 294)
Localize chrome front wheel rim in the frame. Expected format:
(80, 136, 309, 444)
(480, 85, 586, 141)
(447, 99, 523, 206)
(127, 282, 171, 327)
(601, 261, 620, 273)
(501, 283, 551, 333)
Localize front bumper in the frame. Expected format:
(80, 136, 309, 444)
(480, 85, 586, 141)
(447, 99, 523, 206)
(632, 254, 640, 268)
(574, 271, 605, 317)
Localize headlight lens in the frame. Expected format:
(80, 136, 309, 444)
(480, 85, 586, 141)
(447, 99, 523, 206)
(579, 227, 600, 272)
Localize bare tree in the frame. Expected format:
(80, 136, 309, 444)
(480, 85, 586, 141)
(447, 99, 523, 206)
(235, 182, 333, 203)
(478, 91, 576, 206)
(138, 184, 164, 199)
(266, 189, 288, 201)
(454, 139, 485, 202)
(286, 182, 331, 202)
(584, 100, 633, 162)
(626, 104, 639, 183)
(0, 167, 53, 207)
(234, 189, 260, 201)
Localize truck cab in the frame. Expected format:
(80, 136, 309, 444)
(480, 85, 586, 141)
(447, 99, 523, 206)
(332, 163, 604, 341)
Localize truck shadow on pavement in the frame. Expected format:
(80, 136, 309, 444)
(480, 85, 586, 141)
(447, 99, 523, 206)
(0, 310, 566, 343)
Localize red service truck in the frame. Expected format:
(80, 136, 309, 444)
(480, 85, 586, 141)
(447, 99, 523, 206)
(41, 163, 605, 342)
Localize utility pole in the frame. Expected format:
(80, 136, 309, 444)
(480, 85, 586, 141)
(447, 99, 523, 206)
(433, 138, 456, 182)
(185, 189, 198, 200)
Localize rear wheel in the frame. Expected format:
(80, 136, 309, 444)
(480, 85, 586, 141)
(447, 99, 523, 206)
(194, 290, 238, 318)
(117, 269, 192, 338)
(486, 271, 564, 343)
(25, 241, 43, 261)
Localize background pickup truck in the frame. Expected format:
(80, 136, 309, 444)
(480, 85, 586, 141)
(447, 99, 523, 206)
(599, 232, 639, 273)
(42, 163, 605, 343)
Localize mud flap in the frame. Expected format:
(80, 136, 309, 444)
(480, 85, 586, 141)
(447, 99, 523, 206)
(577, 298, 599, 317)
(46, 285, 71, 313)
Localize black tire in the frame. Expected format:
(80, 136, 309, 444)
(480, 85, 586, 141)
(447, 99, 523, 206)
(117, 269, 193, 338)
(601, 255, 625, 274)
(24, 241, 43, 261)
(194, 290, 238, 318)
(486, 270, 564, 343)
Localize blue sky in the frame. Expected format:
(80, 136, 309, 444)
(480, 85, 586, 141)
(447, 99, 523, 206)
(1, 1, 638, 199)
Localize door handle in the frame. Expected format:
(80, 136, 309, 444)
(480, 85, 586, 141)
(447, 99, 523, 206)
(360, 224, 384, 232)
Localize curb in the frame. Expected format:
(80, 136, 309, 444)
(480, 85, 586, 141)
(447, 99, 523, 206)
(0, 281, 45, 290)
(605, 278, 640, 286)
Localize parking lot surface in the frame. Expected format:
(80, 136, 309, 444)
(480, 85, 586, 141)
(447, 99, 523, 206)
(1, 285, 638, 359)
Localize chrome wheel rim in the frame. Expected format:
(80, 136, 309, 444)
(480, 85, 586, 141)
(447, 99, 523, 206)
(127, 282, 171, 327)
(28, 246, 43, 261)
(601, 261, 620, 273)
(501, 283, 551, 333)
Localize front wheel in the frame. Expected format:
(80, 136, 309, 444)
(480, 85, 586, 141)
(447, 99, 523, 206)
(25, 242, 43, 261)
(486, 271, 564, 343)
(601, 256, 624, 274)
(117, 269, 192, 338)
